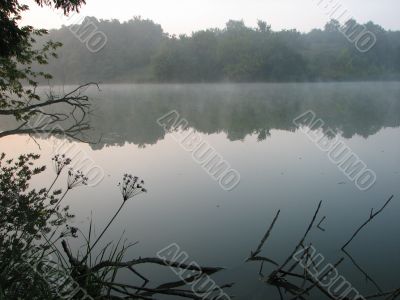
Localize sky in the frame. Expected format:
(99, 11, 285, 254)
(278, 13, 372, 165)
(21, 0, 400, 35)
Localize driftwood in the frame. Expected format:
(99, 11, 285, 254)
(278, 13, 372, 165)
(247, 195, 397, 300)
(60, 238, 232, 299)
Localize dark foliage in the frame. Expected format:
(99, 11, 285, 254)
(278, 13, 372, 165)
(0, 0, 85, 58)
(39, 18, 400, 83)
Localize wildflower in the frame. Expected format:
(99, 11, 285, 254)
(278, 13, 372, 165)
(61, 225, 79, 238)
(69, 226, 78, 238)
(67, 169, 89, 189)
(52, 154, 72, 175)
(118, 173, 147, 202)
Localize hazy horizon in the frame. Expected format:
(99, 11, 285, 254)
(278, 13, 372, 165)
(21, 0, 400, 35)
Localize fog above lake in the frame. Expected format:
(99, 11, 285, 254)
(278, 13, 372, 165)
(17, 82, 400, 149)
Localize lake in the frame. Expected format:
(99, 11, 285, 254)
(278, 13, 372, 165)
(1, 82, 400, 299)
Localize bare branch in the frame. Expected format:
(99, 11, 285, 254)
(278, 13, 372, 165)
(248, 210, 280, 259)
(342, 195, 394, 250)
(91, 257, 224, 274)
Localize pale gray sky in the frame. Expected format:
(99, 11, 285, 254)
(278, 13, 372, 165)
(21, 0, 399, 34)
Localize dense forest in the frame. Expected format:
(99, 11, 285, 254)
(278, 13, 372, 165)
(39, 17, 400, 83)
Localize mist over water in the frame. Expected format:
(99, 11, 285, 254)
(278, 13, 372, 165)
(4, 0, 400, 298)
(1, 82, 399, 299)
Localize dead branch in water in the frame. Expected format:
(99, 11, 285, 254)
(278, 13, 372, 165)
(341, 195, 394, 250)
(338, 195, 395, 296)
(276, 201, 322, 275)
(246, 195, 398, 300)
(60, 239, 232, 300)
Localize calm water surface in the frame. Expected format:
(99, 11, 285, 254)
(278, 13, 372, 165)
(1, 82, 400, 299)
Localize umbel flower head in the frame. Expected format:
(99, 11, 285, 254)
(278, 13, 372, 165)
(60, 225, 79, 238)
(67, 169, 89, 189)
(52, 154, 72, 175)
(118, 174, 147, 202)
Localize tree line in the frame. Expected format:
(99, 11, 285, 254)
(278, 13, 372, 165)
(38, 17, 400, 83)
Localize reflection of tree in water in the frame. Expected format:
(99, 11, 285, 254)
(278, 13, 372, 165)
(2, 83, 399, 149)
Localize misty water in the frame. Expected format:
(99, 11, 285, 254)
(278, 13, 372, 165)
(1, 82, 400, 299)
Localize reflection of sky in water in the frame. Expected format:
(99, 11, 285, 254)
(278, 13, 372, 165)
(1, 83, 400, 299)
